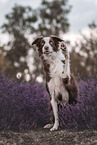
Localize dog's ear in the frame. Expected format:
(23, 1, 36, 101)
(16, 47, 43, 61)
(32, 36, 43, 46)
(50, 35, 63, 42)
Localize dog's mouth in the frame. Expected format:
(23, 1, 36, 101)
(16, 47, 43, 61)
(44, 51, 52, 54)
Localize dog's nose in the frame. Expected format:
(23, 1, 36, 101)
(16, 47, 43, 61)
(44, 46, 49, 50)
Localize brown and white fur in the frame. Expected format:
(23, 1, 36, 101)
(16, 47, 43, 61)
(32, 35, 78, 131)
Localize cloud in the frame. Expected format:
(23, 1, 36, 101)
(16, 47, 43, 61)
(0, 32, 9, 45)
(68, 0, 97, 32)
(61, 32, 80, 46)
(85, 0, 97, 5)
(0, 0, 8, 3)
(61, 26, 97, 47)
(12, 0, 41, 8)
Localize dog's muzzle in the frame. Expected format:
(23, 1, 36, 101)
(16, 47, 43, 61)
(44, 51, 52, 54)
(44, 47, 52, 54)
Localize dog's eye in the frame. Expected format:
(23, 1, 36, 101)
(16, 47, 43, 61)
(49, 40, 53, 45)
(41, 40, 45, 46)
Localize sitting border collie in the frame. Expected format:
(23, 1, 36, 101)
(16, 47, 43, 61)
(32, 35, 78, 131)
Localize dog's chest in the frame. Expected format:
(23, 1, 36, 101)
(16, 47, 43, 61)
(47, 53, 65, 92)
(50, 60, 63, 77)
(49, 52, 65, 77)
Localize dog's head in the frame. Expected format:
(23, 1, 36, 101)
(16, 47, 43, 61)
(32, 35, 66, 57)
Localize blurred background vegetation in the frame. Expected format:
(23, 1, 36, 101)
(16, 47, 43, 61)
(0, 0, 97, 82)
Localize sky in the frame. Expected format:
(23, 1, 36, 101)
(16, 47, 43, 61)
(0, 0, 97, 45)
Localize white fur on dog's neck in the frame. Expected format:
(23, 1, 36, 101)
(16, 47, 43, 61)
(43, 47, 70, 79)
(49, 51, 65, 77)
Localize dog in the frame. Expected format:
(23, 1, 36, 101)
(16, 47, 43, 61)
(32, 35, 78, 131)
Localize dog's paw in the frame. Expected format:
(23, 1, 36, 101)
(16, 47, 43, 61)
(50, 125, 59, 131)
(50, 126, 58, 131)
(44, 124, 53, 129)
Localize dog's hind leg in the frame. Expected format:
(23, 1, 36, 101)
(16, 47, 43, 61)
(43, 106, 53, 129)
(44, 102, 53, 129)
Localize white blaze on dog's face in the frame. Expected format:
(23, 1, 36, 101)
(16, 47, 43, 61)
(42, 37, 53, 55)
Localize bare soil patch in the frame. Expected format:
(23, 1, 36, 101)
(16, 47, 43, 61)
(0, 129, 97, 145)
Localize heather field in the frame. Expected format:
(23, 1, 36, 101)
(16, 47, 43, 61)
(0, 74, 97, 144)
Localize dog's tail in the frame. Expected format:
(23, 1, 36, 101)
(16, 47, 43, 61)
(63, 74, 79, 104)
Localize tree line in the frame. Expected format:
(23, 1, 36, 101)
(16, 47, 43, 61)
(0, 0, 97, 82)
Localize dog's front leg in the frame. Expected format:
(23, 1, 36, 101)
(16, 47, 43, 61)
(50, 94, 59, 131)
(63, 53, 70, 80)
